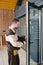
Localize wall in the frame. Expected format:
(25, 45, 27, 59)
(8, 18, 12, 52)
(0, 9, 14, 35)
(0, 9, 14, 45)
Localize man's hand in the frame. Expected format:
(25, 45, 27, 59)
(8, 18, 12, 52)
(23, 41, 26, 45)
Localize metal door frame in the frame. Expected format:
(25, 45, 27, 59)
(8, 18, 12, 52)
(41, 8, 43, 63)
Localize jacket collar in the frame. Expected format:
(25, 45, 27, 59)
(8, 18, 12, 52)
(9, 26, 16, 33)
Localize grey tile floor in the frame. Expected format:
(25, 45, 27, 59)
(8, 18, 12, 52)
(0, 45, 26, 65)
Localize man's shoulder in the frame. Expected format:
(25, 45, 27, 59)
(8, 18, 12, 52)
(6, 29, 15, 36)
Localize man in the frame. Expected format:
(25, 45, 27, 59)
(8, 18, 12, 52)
(5, 18, 26, 65)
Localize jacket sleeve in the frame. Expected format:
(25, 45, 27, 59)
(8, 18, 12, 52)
(5, 35, 23, 48)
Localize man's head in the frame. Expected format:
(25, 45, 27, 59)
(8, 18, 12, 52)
(11, 18, 20, 29)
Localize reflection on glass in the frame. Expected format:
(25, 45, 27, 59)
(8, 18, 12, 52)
(30, 6, 39, 65)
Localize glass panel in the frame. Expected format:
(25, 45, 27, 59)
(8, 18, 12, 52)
(19, 16, 27, 51)
(29, 6, 39, 65)
(16, 16, 27, 50)
(16, 16, 26, 65)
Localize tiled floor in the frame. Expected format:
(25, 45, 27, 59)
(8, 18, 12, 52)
(0, 45, 43, 65)
(30, 57, 37, 65)
(0, 45, 8, 65)
(0, 45, 26, 65)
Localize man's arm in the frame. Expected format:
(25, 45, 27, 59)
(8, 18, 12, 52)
(5, 35, 24, 48)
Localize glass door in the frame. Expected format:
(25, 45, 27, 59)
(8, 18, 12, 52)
(26, 2, 41, 65)
(30, 6, 39, 65)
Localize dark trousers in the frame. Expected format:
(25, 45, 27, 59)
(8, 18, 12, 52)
(8, 51, 20, 65)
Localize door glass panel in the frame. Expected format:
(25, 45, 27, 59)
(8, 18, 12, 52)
(30, 6, 39, 65)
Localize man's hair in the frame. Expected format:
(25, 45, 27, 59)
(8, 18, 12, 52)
(12, 18, 19, 24)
